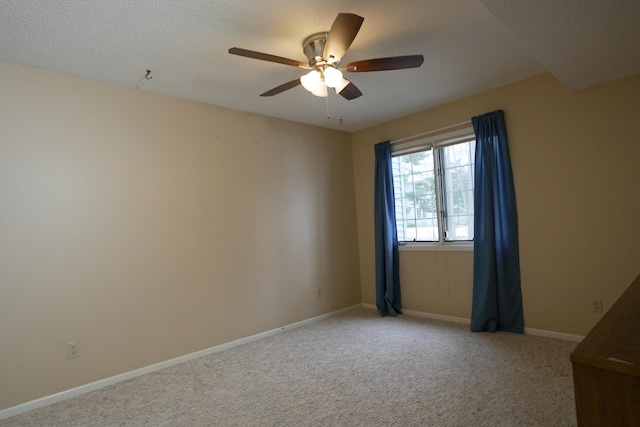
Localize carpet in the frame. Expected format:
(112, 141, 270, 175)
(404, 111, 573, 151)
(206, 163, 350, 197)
(0, 308, 577, 426)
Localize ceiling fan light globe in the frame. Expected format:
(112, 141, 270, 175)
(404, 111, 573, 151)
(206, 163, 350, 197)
(324, 67, 343, 88)
(300, 70, 321, 92)
(311, 83, 328, 97)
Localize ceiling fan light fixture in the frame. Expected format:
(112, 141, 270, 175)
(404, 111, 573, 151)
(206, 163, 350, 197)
(300, 69, 322, 92)
(323, 66, 343, 88)
(311, 82, 328, 97)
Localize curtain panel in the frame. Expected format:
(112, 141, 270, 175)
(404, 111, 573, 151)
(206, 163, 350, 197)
(374, 141, 401, 316)
(471, 110, 524, 333)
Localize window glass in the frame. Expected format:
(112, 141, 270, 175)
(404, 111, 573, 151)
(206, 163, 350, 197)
(392, 136, 475, 244)
(392, 149, 438, 242)
(441, 141, 475, 241)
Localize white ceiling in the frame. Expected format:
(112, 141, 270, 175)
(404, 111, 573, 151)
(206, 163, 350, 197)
(1, 0, 639, 132)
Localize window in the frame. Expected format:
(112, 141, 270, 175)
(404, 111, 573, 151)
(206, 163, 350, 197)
(392, 129, 475, 245)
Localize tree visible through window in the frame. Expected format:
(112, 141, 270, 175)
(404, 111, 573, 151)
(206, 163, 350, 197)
(392, 135, 475, 243)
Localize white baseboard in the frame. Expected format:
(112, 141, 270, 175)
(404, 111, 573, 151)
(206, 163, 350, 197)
(0, 304, 361, 421)
(361, 304, 584, 342)
(522, 327, 583, 342)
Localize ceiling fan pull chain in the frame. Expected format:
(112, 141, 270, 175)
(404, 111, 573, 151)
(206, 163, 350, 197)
(326, 94, 330, 120)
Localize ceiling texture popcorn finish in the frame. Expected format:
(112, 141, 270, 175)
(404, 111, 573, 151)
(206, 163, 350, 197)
(1, 0, 639, 132)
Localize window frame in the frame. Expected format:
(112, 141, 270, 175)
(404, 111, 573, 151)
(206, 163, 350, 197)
(391, 127, 475, 251)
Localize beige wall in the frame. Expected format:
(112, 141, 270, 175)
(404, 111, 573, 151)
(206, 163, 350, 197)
(0, 60, 361, 410)
(2, 58, 639, 412)
(352, 73, 640, 336)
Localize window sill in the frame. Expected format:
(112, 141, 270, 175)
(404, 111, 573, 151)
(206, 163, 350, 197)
(398, 243, 473, 252)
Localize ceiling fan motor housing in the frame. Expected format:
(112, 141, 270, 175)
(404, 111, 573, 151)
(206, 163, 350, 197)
(303, 32, 330, 66)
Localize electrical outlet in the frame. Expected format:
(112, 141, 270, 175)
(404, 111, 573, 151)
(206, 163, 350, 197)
(592, 299, 603, 313)
(67, 341, 80, 359)
(317, 289, 322, 298)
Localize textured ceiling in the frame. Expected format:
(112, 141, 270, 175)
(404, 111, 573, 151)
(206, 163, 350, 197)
(477, 0, 640, 91)
(1, 0, 638, 132)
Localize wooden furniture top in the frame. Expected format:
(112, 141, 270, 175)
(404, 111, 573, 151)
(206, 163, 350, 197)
(570, 273, 640, 377)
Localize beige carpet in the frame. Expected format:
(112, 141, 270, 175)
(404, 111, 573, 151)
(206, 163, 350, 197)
(1, 308, 578, 426)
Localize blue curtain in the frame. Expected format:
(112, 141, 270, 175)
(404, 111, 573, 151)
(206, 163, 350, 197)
(374, 141, 401, 316)
(471, 110, 524, 333)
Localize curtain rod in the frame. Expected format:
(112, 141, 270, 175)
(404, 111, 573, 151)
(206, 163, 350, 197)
(390, 120, 471, 145)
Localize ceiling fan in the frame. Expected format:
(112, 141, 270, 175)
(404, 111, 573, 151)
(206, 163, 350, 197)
(228, 13, 424, 100)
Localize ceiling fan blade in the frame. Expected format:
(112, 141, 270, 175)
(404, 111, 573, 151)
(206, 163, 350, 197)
(336, 81, 362, 100)
(229, 47, 309, 68)
(345, 55, 424, 72)
(323, 13, 364, 62)
(260, 79, 302, 97)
